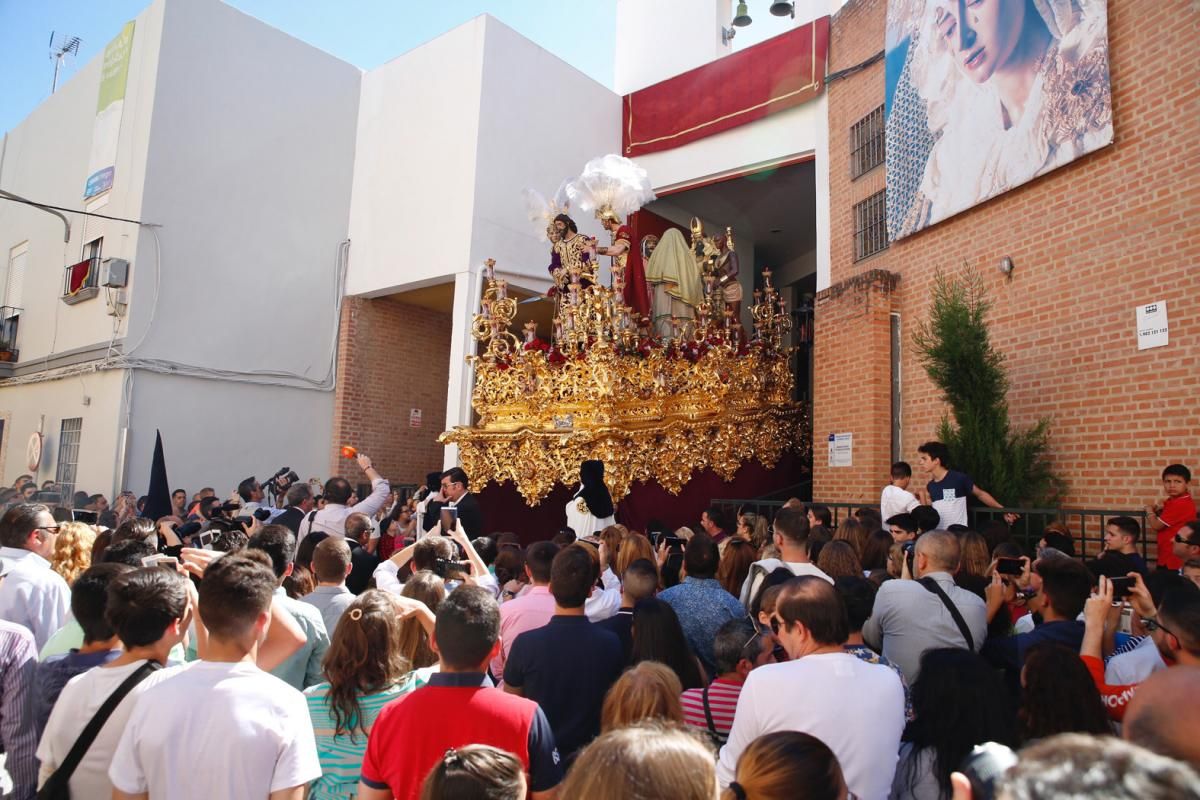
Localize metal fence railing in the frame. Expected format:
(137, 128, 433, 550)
(711, 498, 1154, 566)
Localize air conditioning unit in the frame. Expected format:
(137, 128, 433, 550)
(101, 258, 129, 288)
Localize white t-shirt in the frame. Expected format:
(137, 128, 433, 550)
(738, 559, 833, 608)
(109, 660, 320, 798)
(1106, 635, 1167, 685)
(880, 485, 920, 523)
(717, 653, 905, 800)
(37, 660, 182, 799)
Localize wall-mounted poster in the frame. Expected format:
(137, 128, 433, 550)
(885, 0, 1112, 241)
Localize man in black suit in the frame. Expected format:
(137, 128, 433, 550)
(274, 482, 315, 536)
(440, 467, 484, 539)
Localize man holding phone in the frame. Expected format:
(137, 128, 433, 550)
(438, 468, 483, 539)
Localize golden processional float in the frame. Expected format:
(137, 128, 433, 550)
(440, 157, 810, 506)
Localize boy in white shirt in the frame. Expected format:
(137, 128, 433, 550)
(37, 566, 191, 798)
(110, 552, 320, 800)
(880, 462, 920, 523)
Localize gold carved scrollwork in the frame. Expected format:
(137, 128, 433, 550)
(443, 258, 811, 505)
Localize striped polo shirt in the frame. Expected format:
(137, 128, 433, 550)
(304, 672, 425, 800)
(680, 677, 743, 741)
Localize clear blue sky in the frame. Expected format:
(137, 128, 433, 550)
(0, 0, 616, 134)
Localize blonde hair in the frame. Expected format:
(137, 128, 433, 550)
(561, 724, 716, 800)
(51, 521, 96, 585)
(617, 532, 656, 578)
(959, 531, 990, 578)
(601, 661, 684, 732)
(398, 570, 445, 669)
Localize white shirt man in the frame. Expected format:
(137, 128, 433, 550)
(298, 453, 389, 545)
(0, 506, 70, 649)
(738, 507, 832, 609)
(862, 530, 987, 683)
(109, 553, 319, 800)
(717, 577, 905, 800)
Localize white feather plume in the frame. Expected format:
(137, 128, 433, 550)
(567, 154, 656, 219)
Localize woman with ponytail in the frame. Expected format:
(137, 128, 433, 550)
(722, 731, 848, 800)
(304, 590, 425, 800)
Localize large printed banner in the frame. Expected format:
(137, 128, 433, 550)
(884, 0, 1112, 241)
(85, 21, 136, 199)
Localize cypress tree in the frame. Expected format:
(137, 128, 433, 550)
(913, 267, 1064, 506)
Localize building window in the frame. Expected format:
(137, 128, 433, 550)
(850, 105, 885, 178)
(854, 190, 888, 261)
(63, 238, 101, 301)
(55, 418, 83, 496)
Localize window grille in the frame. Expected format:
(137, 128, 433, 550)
(854, 191, 888, 261)
(55, 418, 83, 497)
(850, 105, 885, 178)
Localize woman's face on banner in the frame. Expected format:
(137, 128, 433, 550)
(935, 0, 1026, 84)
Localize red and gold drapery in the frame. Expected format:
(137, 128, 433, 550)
(622, 16, 830, 158)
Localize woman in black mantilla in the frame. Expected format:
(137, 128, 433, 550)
(565, 460, 616, 540)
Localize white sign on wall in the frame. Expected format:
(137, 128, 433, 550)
(827, 432, 852, 468)
(409, 408, 422, 428)
(1136, 301, 1169, 351)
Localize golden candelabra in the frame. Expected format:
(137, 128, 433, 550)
(440, 254, 810, 505)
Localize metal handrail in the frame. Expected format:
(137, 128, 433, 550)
(712, 498, 1155, 566)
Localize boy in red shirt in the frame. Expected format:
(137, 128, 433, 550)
(1145, 464, 1196, 571)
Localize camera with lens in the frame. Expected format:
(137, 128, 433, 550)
(267, 467, 300, 491)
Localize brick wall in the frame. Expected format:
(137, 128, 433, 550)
(817, 0, 1200, 508)
(329, 296, 453, 489)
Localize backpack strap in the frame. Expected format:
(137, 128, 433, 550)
(918, 576, 975, 650)
(39, 660, 162, 797)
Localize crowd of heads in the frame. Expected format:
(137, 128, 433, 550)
(0, 456, 1198, 800)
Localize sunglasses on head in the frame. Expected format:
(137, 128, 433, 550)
(1174, 533, 1198, 545)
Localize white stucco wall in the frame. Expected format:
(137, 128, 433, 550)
(122, 370, 331, 500)
(0, 369, 126, 494)
(614, 0, 732, 94)
(345, 18, 488, 299)
(0, 0, 165, 363)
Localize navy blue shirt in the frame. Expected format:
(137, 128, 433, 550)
(504, 615, 623, 760)
(597, 609, 633, 664)
(34, 648, 121, 734)
(927, 469, 975, 528)
(983, 619, 1085, 675)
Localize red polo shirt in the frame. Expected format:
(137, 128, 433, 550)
(1157, 493, 1197, 570)
(360, 672, 561, 800)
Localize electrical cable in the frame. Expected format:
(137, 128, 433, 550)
(825, 50, 885, 85)
(0, 193, 151, 226)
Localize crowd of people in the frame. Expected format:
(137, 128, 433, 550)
(0, 446, 1197, 799)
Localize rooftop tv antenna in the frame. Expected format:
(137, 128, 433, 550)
(49, 32, 82, 93)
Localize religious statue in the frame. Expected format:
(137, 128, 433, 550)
(567, 154, 655, 319)
(550, 213, 596, 292)
(714, 231, 742, 329)
(644, 228, 703, 337)
(595, 207, 651, 319)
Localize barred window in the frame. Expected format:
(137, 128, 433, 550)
(854, 191, 888, 261)
(850, 105, 885, 178)
(55, 418, 83, 497)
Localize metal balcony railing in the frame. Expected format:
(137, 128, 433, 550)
(62, 256, 100, 302)
(0, 306, 20, 361)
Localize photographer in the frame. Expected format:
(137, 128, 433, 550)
(298, 453, 390, 546)
(274, 482, 315, 537)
